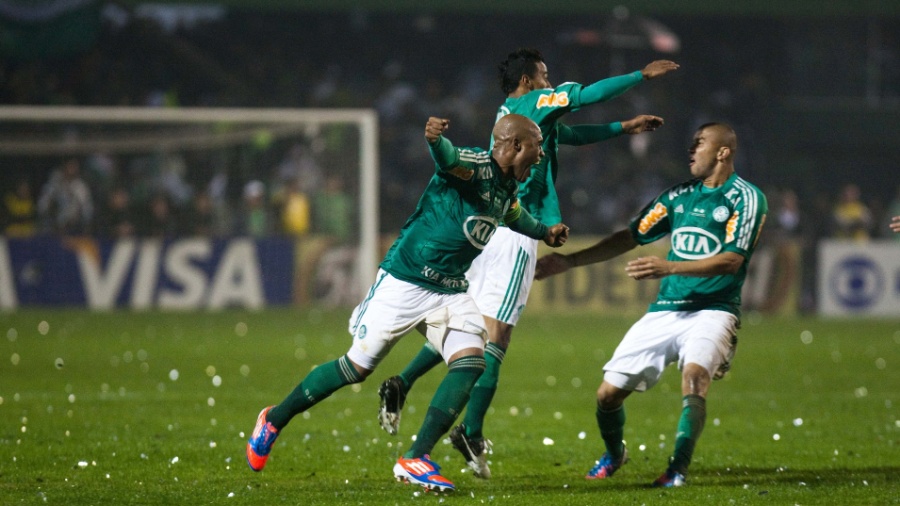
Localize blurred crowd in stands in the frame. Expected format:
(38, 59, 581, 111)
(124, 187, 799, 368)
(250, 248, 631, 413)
(1, 4, 898, 248)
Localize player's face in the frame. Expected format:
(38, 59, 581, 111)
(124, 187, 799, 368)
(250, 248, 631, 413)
(688, 128, 719, 178)
(512, 127, 544, 182)
(527, 61, 551, 90)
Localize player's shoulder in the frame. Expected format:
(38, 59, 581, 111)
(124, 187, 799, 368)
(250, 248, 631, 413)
(727, 175, 768, 209)
(660, 178, 700, 202)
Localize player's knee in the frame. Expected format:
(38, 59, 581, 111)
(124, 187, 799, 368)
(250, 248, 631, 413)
(596, 381, 627, 410)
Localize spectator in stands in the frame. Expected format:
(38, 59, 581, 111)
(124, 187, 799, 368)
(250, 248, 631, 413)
(2, 179, 37, 237)
(832, 183, 872, 241)
(238, 180, 270, 237)
(140, 193, 178, 237)
(186, 191, 217, 237)
(277, 177, 311, 237)
(37, 158, 94, 235)
(314, 175, 353, 243)
(888, 186, 900, 239)
(97, 186, 136, 238)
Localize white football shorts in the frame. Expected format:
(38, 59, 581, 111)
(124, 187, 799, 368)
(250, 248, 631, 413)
(603, 310, 739, 392)
(346, 269, 487, 370)
(466, 227, 537, 326)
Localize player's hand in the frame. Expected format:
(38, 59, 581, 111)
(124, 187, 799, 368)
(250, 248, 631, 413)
(641, 60, 679, 79)
(621, 115, 664, 134)
(425, 117, 450, 144)
(535, 253, 574, 280)
(891, 215, 900, 233)
(543, 223, 569, 248)
(625, 255, 670, 280)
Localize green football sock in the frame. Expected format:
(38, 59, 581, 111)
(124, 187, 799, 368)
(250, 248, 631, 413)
(405, 355, 485, 458)
(462, 342, 506, 439)
(596, 404, 626, 461)
(267, 355, 362, 430)
(670, 394, 706, 474)
(397, 341, 443, 393)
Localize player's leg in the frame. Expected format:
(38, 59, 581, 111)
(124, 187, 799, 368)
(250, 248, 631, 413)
(451, 229, 535, 477)
(248, 270, 417, 471)
(588, 312, 673, 480)
(247, 354, 368, 472)
(653, 310, 738, 488)
(395, 296, 487, 492)
(460, 316, 511, 438)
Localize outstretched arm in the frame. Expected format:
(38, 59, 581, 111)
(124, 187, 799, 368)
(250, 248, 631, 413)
(558, 115, 665, 146)
(625, 252, 745, 281)
(578, 60, 679, 106)
(535, 228, 637, 279)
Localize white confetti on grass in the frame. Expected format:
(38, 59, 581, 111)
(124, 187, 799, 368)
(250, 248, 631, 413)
(38, 321, 50, 335)
(212, 375, 222, 387)
(169, 370, 179, 381)
(793, 418, 804, 427)
(55, 358, 64, 369)
(235, 322, 248, 337)
(542, 437, 554, 446)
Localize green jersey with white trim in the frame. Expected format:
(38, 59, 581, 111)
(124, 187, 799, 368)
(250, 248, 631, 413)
(495, 71, 643, 225)
(380, 138, 520, 294)
(628, 173, 768, 316)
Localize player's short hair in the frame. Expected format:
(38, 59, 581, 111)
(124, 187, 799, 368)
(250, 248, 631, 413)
(698, 122, 738, 152)
(498, 48, 545, 95)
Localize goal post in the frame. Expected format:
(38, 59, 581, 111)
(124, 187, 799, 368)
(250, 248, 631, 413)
(0, 106, 379, 307)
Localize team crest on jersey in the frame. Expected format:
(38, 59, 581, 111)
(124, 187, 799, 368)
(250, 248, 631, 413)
(536, 92, 570, 108)
(356, 325, 367, 340)
(671, 227, 723, 260)
(713, 206, 730, 222)
(464, 216, 499, 249)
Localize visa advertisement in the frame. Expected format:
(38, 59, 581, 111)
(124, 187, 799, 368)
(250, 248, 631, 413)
(0, 237, 293, 310)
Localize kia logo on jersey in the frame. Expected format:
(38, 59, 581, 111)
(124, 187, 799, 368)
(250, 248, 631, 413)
(670, 227, 723, 260)
(464, 216, 499, 250)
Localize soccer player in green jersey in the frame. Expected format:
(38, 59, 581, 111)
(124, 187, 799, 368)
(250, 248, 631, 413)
(246, 114, 568, 493)
(377, 48, 678, 478)
(535, 123, 768, 487)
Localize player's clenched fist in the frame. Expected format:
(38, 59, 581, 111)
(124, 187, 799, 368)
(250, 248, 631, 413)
(543, 223, 569, 248)
(425, 117, 450, 144)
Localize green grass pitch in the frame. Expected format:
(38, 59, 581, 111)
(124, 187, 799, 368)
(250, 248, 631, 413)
(1, 308, 898, 505)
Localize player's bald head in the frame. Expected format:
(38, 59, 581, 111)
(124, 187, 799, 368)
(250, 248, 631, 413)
(698, 122, 737, 153)
(492, 113, 539, 144)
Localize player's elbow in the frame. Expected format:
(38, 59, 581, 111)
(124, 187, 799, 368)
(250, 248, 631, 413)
(720, 253, 745, 274)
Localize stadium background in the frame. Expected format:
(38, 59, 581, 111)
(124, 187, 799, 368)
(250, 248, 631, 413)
(1, 0, 898, 316)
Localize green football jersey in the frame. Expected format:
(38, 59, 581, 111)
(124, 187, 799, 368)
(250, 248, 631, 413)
(628, 173, 768, 316)
(495, 72, 643, 225)
(380, 138, 520, 294)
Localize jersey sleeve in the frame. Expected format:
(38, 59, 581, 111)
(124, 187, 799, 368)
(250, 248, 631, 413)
(722, 184, 768, 258)
(428, 136, 489, 181)
(628, 193, 672, 245)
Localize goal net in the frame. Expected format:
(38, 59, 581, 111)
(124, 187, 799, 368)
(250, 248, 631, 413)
(0, 106, 378, 309)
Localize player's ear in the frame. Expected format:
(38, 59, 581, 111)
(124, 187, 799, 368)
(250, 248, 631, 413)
(520, 74, 531, 90)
